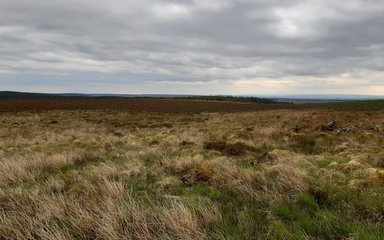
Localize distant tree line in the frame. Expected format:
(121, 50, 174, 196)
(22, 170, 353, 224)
(0, 91, 280, 104)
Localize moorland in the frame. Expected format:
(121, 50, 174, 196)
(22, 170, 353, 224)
(0, 98, 383, 239)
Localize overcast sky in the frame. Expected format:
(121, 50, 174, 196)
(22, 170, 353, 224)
(0, 0, 383, 95)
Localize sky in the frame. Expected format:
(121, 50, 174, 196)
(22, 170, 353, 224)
(0, 0, 383, 95)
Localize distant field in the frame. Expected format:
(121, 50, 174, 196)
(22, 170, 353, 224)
(0, 98, 296, 113)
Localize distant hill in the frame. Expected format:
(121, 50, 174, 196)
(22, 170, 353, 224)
(0, 91, 278, 104)
(0, 91, 88, 99)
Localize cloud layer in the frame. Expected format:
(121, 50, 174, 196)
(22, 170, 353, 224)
(0, 0, 383, 94)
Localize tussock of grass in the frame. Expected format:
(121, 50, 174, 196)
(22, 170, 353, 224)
(203, 141, 255, 156)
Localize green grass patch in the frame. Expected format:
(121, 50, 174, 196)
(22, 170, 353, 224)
(273, 203, 301, 221)
(182, 183, 222, 200)
(297, 193, 319, 211)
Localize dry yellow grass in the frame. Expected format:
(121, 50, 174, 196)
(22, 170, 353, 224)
(0, 109, 383, 239)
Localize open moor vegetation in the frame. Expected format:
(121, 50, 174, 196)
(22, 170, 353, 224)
(0, 99, 383, 239)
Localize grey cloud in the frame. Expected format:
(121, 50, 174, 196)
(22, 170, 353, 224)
(0, 0, 383, 94)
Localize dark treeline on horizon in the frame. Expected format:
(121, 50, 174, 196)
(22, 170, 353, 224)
(0, 91, 278, 104)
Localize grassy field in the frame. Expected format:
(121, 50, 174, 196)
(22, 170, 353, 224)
(324, 100, 384, 109)
(0, 99, 383, 239)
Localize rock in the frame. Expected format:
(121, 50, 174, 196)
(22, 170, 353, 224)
(315, 120, 352, 134)
(326, 120, 338, 131)
(335, 128, 352, 135)
(314, 120, 338, 132)
(326, 120, 337, 126)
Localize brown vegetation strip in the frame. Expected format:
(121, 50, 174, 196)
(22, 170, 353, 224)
(0, 98, 299, 113)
